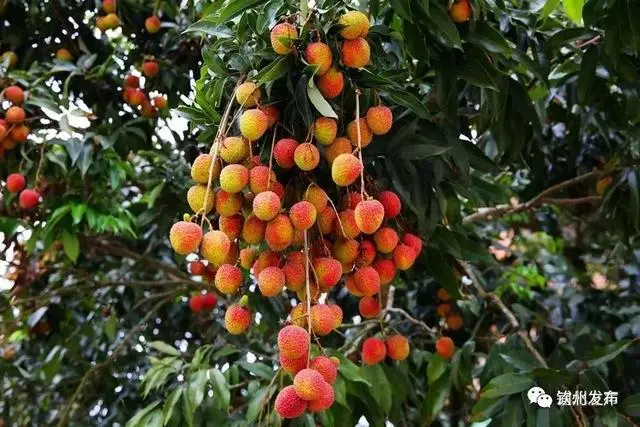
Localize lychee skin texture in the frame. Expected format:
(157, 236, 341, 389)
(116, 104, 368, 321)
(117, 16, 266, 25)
(337, 209, 361, 239)
(310, 356, 338, 384)
(354, 266, 381, 297)
(435, 336, 455, 359)
(294, 143, 320, 171)
(310, 304, 335, 336)
(374, 227, 400, 254)
(260, 104, 280, 128)
(331, 153, 362, 187)
(187, 185, 215, 214)
(189, 260, 206, 275)
(294, 368, 328, 401)
(339, 10, 370, 39)
(372, 259, 397, 285)
(305, 42, 333, 76)
(10, 124, 29, 142)
(215, 190, 243, 217)
(278, 325, 310, 359)
(220, 136, 250, 164)
(317, 67, 344, 99)
(325, 137, 352, 165)
(346, 118, 373, 148)
(271, 23, 298, 55)
(6, 173, 25, 193)
(283, 258, 306, 291)
(280, 353, 307, 375)
(366, 105, 393, 135)
(304, 186, 328, 212)
(169, 221, 202, 255)
(378, 190, 402, 218)
(402, 233, 423, 256)
(357, 240, 376, 267)
(252, 250, 282, 276)
(362, 337, 387, 365)
(145, 16, 161, 33)
(317, 207, 336, 235)
(332, 238, 359, 264)
(450, 0, 472, 23)
(312, 257, 342, 288)
(201, 293, 217, 311)
(308, 381, 334, 412)
(314, 117, 337, 146)
(386, 335, 410, 361)
(219, 214, 243, 240)
(354, 200, 385, 234)
(224, 304, 252, 335)
(235, 82, 261, 107)
(345, 274, 363, 296)
(265, 214, 294, 251)
(214, 264, 243, 295)
(4, 86, 24, 104)
(258, 266, 286, 297)
(242, 214, 266, 244)
(289, 201, 317, 231)
(342, 37, 370, 69)
(344, 191, 364, 209)
(239, 109, 268, 141)
(274, 138, 299, 169)
(124, 75, 139, 88)
(200, 230, 231, 267)
(275, 385, 308, 419)
(219, 164, 249, 194)
(359, 296, 381, 318)
(239, 248, 257, 270)
(5, 106, 26, 123)
(328, 304, 343, 328)
(249, 165, 276, 194)
(253, 191, 282, 221)
(393, 244, 417, 270)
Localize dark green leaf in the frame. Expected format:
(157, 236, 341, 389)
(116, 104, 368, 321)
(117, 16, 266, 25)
(577, 46, 598, 104)
(501, 395, 525, 427)
(148, 341, 181, 357)
(466, 22, 512, 54)
(623, 393, 640, 417)
(480, 373, 534, 399)
(563, 0, 585, 23)
(585, 340, 632, 367)
(236, 361, 275, 380)
(61, 231, 79, 261)
(383, 88, 430, 119)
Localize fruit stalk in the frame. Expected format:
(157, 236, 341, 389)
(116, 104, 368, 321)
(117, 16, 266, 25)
(303, 229, 312, 367)
(354, 88, 365, 198)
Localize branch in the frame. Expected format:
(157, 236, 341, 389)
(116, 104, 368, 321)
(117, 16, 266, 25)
(462, 171, 601, 224)
(55, 296, 172, 427)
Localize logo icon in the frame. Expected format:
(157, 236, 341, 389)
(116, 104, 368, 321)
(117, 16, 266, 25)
(528, 387, 553, 408)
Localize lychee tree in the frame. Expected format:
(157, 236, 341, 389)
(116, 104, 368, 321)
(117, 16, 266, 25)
(2, 0, 640, 426)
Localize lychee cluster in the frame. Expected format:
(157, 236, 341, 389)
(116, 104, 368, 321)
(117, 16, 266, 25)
(96, 0, 120, 31)
(0, 85, 31, 158)
(121, 60, 167, 118)
(436, 288, 463, 331)
(2, 172, 40, 209)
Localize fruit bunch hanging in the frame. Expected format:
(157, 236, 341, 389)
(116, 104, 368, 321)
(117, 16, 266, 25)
(121, 59, 166, 118)
(168, 8, 428, 418)
(0, 84, 31, 159)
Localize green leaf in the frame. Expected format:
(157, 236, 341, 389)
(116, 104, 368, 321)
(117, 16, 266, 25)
(360, 364, 392, 415)
(399, 144, 451, 159)
(335, 355, 372, 386)
(501, 395, 525, 427)
(426, 2, 463, 50)
(466, 22, 512, 54)
(246, 387, 273, 422)
(183, 18, 235, 37)
(577, 46, 598, 104)
(545, 28, 598, 53)
(209, 368, 231, 409)
(202, 47, 229, 76)
(563, 0, 585, 23)
(161, 388, 180, 425)
(126, 401, 161, 427)
(188, 370, 208, 407)
(480, 373, 534, 399)
(307, 85, 338, 119)
(61, 231, 79, 261)
(104, 313, 117, 341)
(471, 396, 509, 422)
(255, 56, 291, 86)
(427, 354, 448, 385)
(540, 0, 561, 18)
(215, 0, 269, 23)
(421, 372, 452, 423)
(383, 88, 430, 119)
(148, 341, 181, 357)
(236, 361, 275, 380)
(585, 340, 632, 367)
(623, 393, 640, 417)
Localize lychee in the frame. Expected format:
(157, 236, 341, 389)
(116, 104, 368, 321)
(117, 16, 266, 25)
(57, 48, 73, 61)
(270, 23, 298, 55)
(378, 191, 401, 219)
(366, 105, 393, 135)
(354, 200, 384, 234)
(219, 136, 250, 164)
(332, 238, 359, 264)
(446, 314, 463, 330)
(277, 324, 310, 359)
(304, 186, 328, 212)
(187, 184, 215, 214)
(200, 230, 231, 267)
(258, 266, 286, 297)
(169, 221, 202, 255)
(145, 15, 161, 33)
(357, 240, 376, 267)
(372, 259, 396, 285)
(239, 247, 257, 269)
(283, 256, 306, 291)
(224, 304, 252, 335)
(265, 214, 294, 251)
(435, 336, 455, 359)
(294, 143, 320, 171)
(4, 86, 24, 104)
(102, 0, 116, 13)
(345, 274, 363, 296)
(344, 191, 364, 209)
(436, 303, 452, 317)
(260, 104, 280, 128)
(239, 109, 268, 141)
(124, 74, 139, 88)
(219, 164, 249, 193)
(189, 294, 204, 312)
(359, 296, 381, 318)
(336, 209, 361, 239)
(313, 117, 337, 146)
(153, 96, 167, 109)
(331, 153, 362, 187)
(253, 191, 282, 221)
(10, 124, 29, 142)
(386, 335, 410, 361)
(341, 37, 370, 69)
(328, 303, 343, 328)
(402, 233, 423, 256)
(215, 264, 243, 295)
(215, 190, 243, 217)
(310, 304, 335, 336)
(290, 303, 308, 328)
(275, 385, 308, 419)
(450, 0, 472, 23)
(361, 337, 386, 365)
(309, 355, 338, 384)
(305, 42, 333, 76)
(317, 207, 336, 235)
(346, 118, 373, 148)
(289, 201, 317, 231)
(307, 382, 334, 412)
(354, 266, 380, 296)
(316, 67, 344, 99)
(219, 214, 243, 239)
(18, 189, 39, 209)
(325, 137, 352, 165)
(189, 260, 206, 275)
(201, 293, 217, 310)
(338, 10, 370, 39)
(312, 257, 342, 288)
(393, 244, 417, 270)
(437, 288, 452, 302)
(235, 82, 261, 107)
(274, 138, 299, 169)
(6, 173, 25, 193)
(374, 227, 399, 253)
(242, 214, 266, 244)
(5, 106, 25, 123)
(142, 60, 159, 78)
(280, 353, 307, 375)
(249, 165, 276, 193)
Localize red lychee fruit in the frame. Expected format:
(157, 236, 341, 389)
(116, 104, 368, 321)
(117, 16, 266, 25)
(366, 105, 393, 135)
(361, 337, 386, 365)
(317, 67, 344, 99)
(278, 325, 310, 359)
(270, 23, 298, 55)
(312, 257, 342, 288)
(274, 138, 299, 169)
(224, 304, 252, 335)
(435, 336, 455, 359)
(372, 259, 396, 285)
(258, 266, 286, 297)
(275, 385, 307, 419)
(169, 221, 202, 255)
(294, 368, 329, 401)
(265, 214, 294, 251)
(289, 201, 317, 231)
(386, 334, 410, 361)
(6, 173, 25, 193)
(393, 244, 417, 270)
(331, 153, 362, 187)
(215, 264, 243, 295)
(359, 296, 381, 318)
(200, 230, 231, 267)
(294, 142, 320, 171)
(378, 190, 402, 218)
(354, 266, 380, 297)
(341, 37, 370, 69)
(253, 191, 282, 221)
(354, 199, 385, 234)
(309, 355, 338, 384)
(374, 227, 399, 254)
(305, 42, 333, 76)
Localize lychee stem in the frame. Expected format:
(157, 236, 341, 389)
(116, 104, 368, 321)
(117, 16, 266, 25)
(303, 229, 312, 367)
(325, 196, 350, 240)
(354, 88, 366, 198)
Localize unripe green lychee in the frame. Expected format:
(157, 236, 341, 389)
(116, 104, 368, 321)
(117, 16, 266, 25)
(354, 199, 384, 234)
(187, 185, 215, 214)
(366, 105, 393, 135)
(305, 42, 333, 76)
(219, 164, 249, 193)
(239, 109, 268, 141)
(331, 153, 362, 187)
(215, 264, 243, 295)
(265, 214, 294, 251)
(270, 22, 298, 55)
(274, 138, 299, 169)
(346, 118, 373, 148)
(362, 337, 386, 365)
(219, 136, 250, 164)
(316, 67, 344, 99)
(325, 137, 352, 165)
(338, 10, 370, 39)
(289, 201, 317, 231)
(169, 221, 203, 255)
(294, 143, 320, 171)
(253, 191, 281, 221)
(200, 230, 231, 267)
(313, 117, 337, 146)
(215, 190, 243, 217)
(258, 266, 286, 297)
(235, 82, 261, 107)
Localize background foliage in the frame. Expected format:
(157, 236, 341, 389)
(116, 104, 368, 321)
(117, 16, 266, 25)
(1, 0, 639, 426)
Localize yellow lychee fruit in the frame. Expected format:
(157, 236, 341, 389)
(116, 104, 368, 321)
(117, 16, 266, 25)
(346, 118, 373, 148)
(169, 221, 203, 255)
(294, 143, 320, 171)
(239, 109, 268, 141)
(191, 153, 221, 184)
(235, 82, 261, 107)
(270, 23, 298, 55)
(200, 230, 231, 267)
(305, 42, 333, 76)
(313, 117, 337, 146)
(325, 137, 353, 165)
(219, 136, 250, 164)
(366, 105, 393, 135)
(338, 10, 370, 40)
(331, 153, 362, 187)
(316, 67, 344, 99)
(187, 185, 216, 214)
(341, 37, 370, 69)
(219, 164, 250, 194)
(304, 186, 329, 213)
